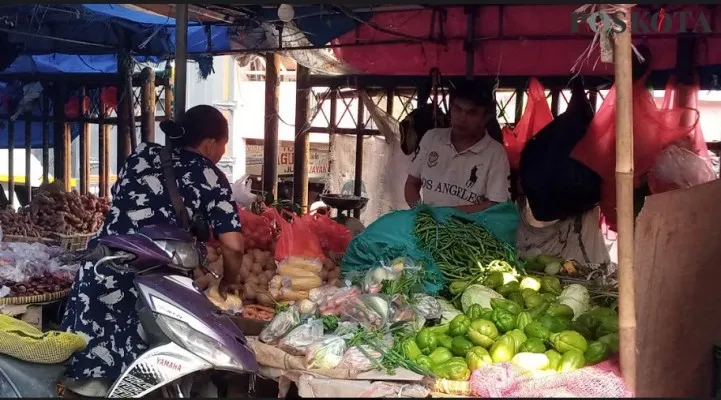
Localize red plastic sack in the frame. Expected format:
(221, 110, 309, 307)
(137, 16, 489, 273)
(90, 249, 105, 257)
(571, 80, 700, 185)
(648, 145, 716, 194)
(502, 78, 553, 169)
(661, 77, 709, 158)
(274, 210, 324, 262)
(301, 214, 352, 255)
(238, 207, 274, 251)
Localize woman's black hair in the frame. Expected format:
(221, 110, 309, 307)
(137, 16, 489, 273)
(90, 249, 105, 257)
(449, 80, 496, 110)
(159, 105, 228, 148)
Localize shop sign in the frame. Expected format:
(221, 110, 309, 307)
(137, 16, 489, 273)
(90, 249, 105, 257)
(245, 140, 329, 178)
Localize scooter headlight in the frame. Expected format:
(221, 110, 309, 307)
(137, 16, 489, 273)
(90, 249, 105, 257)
(155, 314, 249, 371)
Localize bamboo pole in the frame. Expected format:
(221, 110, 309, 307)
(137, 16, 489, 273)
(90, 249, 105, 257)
(613, 9, 637, 394)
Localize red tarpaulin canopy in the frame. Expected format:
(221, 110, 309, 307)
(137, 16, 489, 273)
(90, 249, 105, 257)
(331, 5, 721, 76)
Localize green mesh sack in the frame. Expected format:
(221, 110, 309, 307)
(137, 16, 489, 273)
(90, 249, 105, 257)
(341, 202, 520, 295)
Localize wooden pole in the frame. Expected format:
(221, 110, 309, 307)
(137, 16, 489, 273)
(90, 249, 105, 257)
(613, 10, 637, 394)
(24, 115, 31, 203)
(174, 4, 188, 120)
(293, 64, 311, 212)
(353, 89, 365, 219)
(140, 67, 157, 143)
(41, 94, 50, 184)
(262, 52, 281, 200)
(79, 87, 90, 195)
(7, 121, 14, 204)
(117, 58, 132, 169)
(99, 102, 110, 198)
(164, 62, 174, 122)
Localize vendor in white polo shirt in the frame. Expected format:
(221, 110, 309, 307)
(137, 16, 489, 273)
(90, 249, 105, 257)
(404, 81, 511, 212)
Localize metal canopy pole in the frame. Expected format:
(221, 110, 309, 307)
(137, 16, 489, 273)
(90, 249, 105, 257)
(464, 6, 477, 80)
(174, 4, 188, 120)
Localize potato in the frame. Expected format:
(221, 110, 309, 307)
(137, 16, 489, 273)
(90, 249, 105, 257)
(192, 267, 205, 280)
(327, 268, 341, 281)
(322, 258, 335, 271)
(251, 263, 263, 275)
(256, 292, 274, 307)
(241, 256, 253, 269)
(246, 275, 260, 286)
(328, 278, 341, 287)
(257, 273, 270, 286)
(239, 265, 251, 281)
(244, 283, 257, 301)
(263, 270, 275, 281)
(319, 269, 329, 281)
(264, 260, 276, 271)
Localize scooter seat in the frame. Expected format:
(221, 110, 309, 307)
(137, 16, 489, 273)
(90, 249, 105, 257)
(0, 353, 65, 397)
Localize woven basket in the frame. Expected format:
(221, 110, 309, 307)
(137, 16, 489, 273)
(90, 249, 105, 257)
(0, 289, 70, 306)
(51, 233, 95, 252)
(2, 235, 56, 245)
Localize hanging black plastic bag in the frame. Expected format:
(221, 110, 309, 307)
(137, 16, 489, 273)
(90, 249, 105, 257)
(519, 80, 601, 222)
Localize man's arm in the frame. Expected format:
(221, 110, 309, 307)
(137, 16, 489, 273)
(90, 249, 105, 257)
(404, 175, 423, 208)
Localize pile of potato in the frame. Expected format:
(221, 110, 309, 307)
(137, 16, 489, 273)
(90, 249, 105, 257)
(237, 248, 277, 307)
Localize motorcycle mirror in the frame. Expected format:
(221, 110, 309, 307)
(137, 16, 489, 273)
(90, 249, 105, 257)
(190, 214, 211, 243)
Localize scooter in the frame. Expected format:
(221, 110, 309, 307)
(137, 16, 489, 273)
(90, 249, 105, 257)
(0, 224, 258, 398)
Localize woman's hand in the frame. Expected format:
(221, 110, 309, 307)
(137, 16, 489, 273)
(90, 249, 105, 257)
(217, 231, 245, 287)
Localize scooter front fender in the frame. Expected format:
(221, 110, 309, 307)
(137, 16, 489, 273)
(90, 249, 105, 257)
(106, 342, 212, 398)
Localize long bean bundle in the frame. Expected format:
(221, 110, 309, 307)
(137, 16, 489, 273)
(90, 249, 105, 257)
(413, 210, 521, 282)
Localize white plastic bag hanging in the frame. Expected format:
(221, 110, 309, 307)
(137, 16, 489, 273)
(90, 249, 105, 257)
(231, 174, 258, 208)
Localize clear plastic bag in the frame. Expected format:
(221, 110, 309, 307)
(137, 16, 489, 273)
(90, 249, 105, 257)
(259, 306, 301, 344)
(412, 293, 442, 320)
(319, 286, 362, 316)
(0, 243, 65, 283)
(339, 294, 391, 328)
(333, 321, 360, 339)
(278, 318, 324, 356)
(305, 334, 347, 369)
(339, 334, 394, 371)
(648, 145, 716, 194)
(362, 257, 421, 293)
(231, 175, 259, 208)
(309, 286, 340, 305)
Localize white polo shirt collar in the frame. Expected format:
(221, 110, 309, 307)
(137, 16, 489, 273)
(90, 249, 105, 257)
(442, 129, 493, 155)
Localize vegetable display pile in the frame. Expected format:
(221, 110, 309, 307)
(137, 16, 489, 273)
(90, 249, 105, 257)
(0, 189, 109, 237)
(258, 258, 440, 375)
(194, 206, 348, 319)
(412, 274, 619, 383)
(414, 210, 521, 286)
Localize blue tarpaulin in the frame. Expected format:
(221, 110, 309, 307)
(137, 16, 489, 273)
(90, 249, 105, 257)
(2, 4, 231, 58)
(0, 4, 368, 148)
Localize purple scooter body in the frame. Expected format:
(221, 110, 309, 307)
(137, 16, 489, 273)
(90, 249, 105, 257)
(94, 225, 257, 398)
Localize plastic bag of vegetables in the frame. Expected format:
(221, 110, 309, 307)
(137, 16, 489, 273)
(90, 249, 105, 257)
(279, 318, 325, 356)
(319, 286, 362, 316)
(339, 294, 391, 328)
(412, 294, 442, 320)
(362, 257, 419, 293)
(237, 208, 274, 251)
(274, 210, 325, 263)
(306, 335, 347, 369)
(259, 306, 300, 344)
